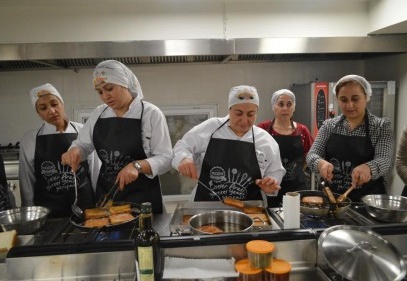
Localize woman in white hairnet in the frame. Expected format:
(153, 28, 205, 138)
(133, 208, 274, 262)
(19, 84, 99, 217)
(306, 75, 394, 202)
(257, 89, 314, 207)
(62, 60, 172, 214)
(172, 85, 286, 204)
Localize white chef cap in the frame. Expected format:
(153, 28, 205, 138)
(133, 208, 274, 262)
(228, 85, 259, 109)
(333, 74, 372, 102)
(271, 89, 296, 107)
(30, 83, 64, 108)
(92, 60, 144, 99)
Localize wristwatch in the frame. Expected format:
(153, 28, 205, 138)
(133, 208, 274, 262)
(133, 161, 142, 173)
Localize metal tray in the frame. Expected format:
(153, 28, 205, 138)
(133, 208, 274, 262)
(169, 200, 273, 234)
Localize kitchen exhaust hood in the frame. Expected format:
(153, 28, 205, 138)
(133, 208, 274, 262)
(1, 36, 406, 71)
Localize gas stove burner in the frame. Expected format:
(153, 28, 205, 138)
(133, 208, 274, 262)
(268, 205, 378, 230)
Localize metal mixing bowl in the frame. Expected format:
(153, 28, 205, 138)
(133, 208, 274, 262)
(0, 206, 50, 234)
(361, 194, 407, 223)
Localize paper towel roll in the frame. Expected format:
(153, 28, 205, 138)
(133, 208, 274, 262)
(283, 192, 300, 229)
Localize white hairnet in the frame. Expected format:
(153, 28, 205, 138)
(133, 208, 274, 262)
(92, 60, 143, 99)
(333, 74, 372, 102)
(271, 89, 296, 107)
(228, 85, 259, 108)
(30, 83, 64, 108)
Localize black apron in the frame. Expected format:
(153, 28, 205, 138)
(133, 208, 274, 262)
(266, 120, 306, 207)
(93, 102, 163, 214)
(325, 112, 385, 202)
(34, 123, 94, 218)
(194, 120, 262, 201)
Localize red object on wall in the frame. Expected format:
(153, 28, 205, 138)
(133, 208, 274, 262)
(313, 82, 328, 138)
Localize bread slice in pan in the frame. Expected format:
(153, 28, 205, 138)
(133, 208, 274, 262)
(84, 208, 109, 219)
(84, 217, 109, 228)
(109, 213, 135, 225)
(196, 225, 224, 234)
(301, 196, 324, 206)
(223, 197, 244, 209)
(108, 204, 131, 215)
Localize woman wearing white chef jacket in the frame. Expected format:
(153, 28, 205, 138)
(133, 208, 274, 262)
(62, 60, 172, 214)
(306, 75, 394, 202)
(19, 84, 98, 218)
(172, 85, 286, 204)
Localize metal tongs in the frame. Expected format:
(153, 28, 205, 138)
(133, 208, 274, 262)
(96, 182, 120, 208)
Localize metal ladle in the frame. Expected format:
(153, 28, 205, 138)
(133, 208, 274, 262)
(71, 171, 84, 219)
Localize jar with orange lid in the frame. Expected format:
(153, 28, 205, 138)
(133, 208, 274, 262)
(263, 258, 292, 281)
(235, 259, 264, 281)
(246, 240, 275, 269)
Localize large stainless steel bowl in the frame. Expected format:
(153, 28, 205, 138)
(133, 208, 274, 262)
(361, 194, 407, 223)
(0, 206, 50, 234)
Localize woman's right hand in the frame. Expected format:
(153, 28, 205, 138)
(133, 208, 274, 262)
(318, 159, 334, 182)
(61, 147, 82, 172)
(178, 158, 198, 180)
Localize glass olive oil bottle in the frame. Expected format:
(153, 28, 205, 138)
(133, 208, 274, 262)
(136, 202, 162, 281)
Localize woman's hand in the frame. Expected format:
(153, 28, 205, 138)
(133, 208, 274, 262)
(255, 177, 281, 194)
(61, 147, 82, 172)
(318, 160, 334, 182)
(177, 158, 198, 180)
(351, 163, 372, 187)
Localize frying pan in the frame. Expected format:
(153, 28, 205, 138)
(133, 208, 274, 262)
(296, 190, 352, 217)
(70, 201, 140, 229)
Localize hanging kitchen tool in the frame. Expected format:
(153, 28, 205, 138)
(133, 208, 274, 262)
(197, 180, 222, 201)
(318, 225, 406, 281)
(71, 171, 84, 219)
(336, 185, 356, 203)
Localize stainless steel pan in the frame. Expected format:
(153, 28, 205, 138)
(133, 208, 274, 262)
(188, 210, 253, 235)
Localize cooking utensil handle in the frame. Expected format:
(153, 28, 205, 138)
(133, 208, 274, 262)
(337, 185, 355, 203)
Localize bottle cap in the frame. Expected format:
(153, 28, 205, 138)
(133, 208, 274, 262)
(141, 202, 152, 213)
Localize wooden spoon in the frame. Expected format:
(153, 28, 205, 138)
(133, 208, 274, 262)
(336, 185, 356, 203)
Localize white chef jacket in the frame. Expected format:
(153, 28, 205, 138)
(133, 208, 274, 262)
(70, 97, 173, 178)
(19, 121, 101, 207)
(172, 116, 286, 201)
